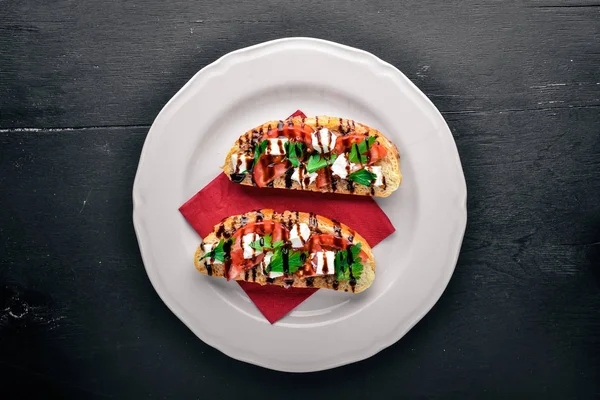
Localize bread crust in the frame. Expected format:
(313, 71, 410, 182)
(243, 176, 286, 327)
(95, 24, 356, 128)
(222, 116, 401, 197)
(194, 209, 375, 293)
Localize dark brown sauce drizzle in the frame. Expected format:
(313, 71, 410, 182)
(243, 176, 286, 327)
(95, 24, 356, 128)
(348, 234, 354, 244)
(255, 211, 264, 222)
(240, 215, 248, 226)
(332, 280, 339, 290)
(349, 278, 357, 292)
(244, 270, 249, 281)
(347, 179, 355, 193)
(230, 173, 246, 183)
(382, 176, 387, 190)
(216, 223, 226, 238)
(346, 246, 355, 265)
(266, 277, 275, 284)
(277, 120, 284, 133)
(305, 277, 314, 287)
(204, 261, 212, 276)
(282, 247, 290, 275)
(223, 238, 233, 254)
(251, 267, 257, 282)
(308, 213, 318, 231)
(332, 220, 342, 237)
(276, 139, 285, 155)
(328, 168, 337, 192)
(338, 117, 343, 132)
(322, 252, 329, 274)
(251, 129, 261, 146)
(284, 167, 294, 189)
(315, 116, 319, 128)
(371, 186, 376, 196)
(224, 259, 232, 274)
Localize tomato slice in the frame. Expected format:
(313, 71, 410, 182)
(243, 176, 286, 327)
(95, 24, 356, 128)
(332, 134, 388, 165)
(252, 154, 291, 188)
(227, 221, 288, 280)
(300, 234, 369, 276)
(366, 144, 388, 165)
(315, 168, 331, 189)
(262, 121, 314, 144)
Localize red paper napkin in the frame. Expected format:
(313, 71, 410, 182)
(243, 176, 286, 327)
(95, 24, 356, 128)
(179, 110, 396, 323)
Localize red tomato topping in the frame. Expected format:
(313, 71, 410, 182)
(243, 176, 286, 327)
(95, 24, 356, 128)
(332, 134, 388, 165)
(252, 154, 291, 188)
(262, 121, 314, 144)
(227, 221, 287, 280)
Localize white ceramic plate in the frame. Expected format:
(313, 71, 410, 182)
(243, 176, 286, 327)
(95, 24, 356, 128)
(133, 37, 467, 372)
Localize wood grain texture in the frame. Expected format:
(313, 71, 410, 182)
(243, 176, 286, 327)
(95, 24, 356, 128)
(0, 0, 599, 398)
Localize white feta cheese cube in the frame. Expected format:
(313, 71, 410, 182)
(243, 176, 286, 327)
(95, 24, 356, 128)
(370, 166, 383, 187)
(289, 223, 311, 248)
(330, 153, 349, 179)
(262, 252, 283, 278)
(242, 233, 259, 259)
(265, 138, 289, 156)
(311, 128, 338, 153)
(311, 251, 336, 275)
(291, 167, 318, 188)
(231, 153, 251, 174)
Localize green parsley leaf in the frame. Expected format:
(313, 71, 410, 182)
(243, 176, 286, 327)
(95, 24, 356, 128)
(349, 143, 367, 164)
(351, 242, 362, 259)
(306, 153, 338, 173)
(348, 169, 377, 186)
(253, 140, 268, 167)
(249, 234, 275, 252)
(284, 141, 304, 167)
(272, 240, 285, 249)
(200, 239, 227, 263)
(351, 261, 363, 280)
(348, 136, 377, 164)
(268, 247, 307, 274)
(334, 243, 364, 280)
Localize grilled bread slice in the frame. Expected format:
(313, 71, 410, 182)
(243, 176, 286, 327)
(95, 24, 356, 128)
(222, 115, 401, 197)
(194, 209, 375, 293)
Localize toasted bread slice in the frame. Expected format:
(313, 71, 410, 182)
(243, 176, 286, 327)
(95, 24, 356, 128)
(194, 209, 375, 293)
(222, 115, 401, 197)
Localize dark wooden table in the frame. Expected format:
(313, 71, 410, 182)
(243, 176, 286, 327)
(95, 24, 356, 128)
(1, 0, 599, 398)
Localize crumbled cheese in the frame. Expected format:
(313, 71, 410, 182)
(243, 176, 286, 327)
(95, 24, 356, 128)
(289, 223, 311, 248)
(231, 153, 251, 174)
(311, 251, 336, 275)
(262, 251, 283, 278)
(242, 233, 259, 259)
(311, 128, 338, 153)
(370, 166, 384, 187)
(331, 153, 349, 179)
(202, 243, 215, 264)
(265, 138, 289, 156)
(291, 167, 318, 188)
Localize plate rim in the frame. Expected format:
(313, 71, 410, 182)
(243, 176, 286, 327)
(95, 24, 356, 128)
(132, 36, 467, 372)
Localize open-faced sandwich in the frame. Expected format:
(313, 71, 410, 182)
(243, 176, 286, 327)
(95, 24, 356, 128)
(223, 115, 401, 197)
(194, 209, 375, 293)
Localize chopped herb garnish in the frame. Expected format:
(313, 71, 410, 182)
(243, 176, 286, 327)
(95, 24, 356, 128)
(334, 243, 363, 280)
(268, 247, 307, 274)
(253, 139, 269, 166)
(306, 153, 338, 173)
(348, 136, 377, 164)
(249, 234, 284, 252)
(284, 141, 305, 167)
(348, 169, 377, 186)
(200, 239, 231, 263)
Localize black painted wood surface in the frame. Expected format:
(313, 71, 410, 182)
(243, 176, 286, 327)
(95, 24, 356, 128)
(1, 0, 599, 398)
